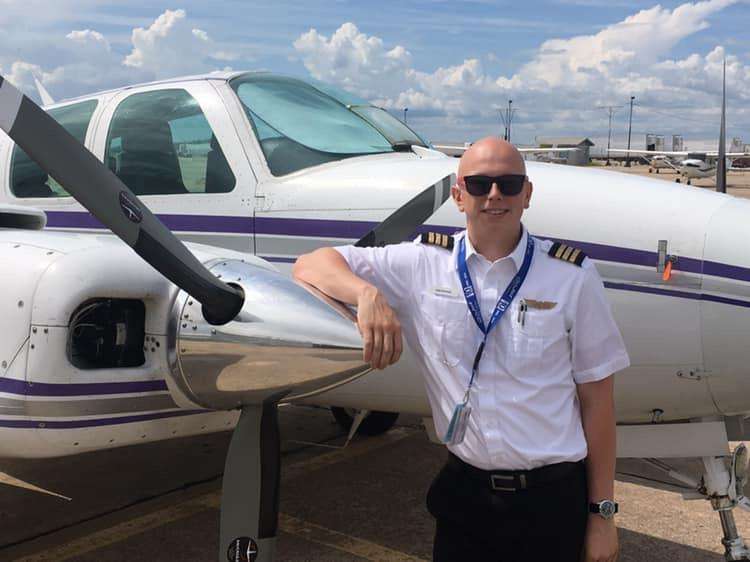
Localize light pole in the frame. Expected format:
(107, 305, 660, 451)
(596, 105, 622, 166)
(403, 107, 408, 124)
(625, 95, 635, 167)
(507, 99, 513, 143)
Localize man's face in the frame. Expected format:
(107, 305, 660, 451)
(452, 147, 532, 232)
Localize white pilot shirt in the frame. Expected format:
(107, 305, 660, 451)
(335, 225, 630, 470)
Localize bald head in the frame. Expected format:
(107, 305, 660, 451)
(458, 137, 526, 178)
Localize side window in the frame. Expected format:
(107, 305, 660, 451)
(105, 89, 235, 196)
(10, 100, 98, 198)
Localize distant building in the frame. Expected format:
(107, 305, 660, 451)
(535, 137, 594, 166)
(646, 134, 665, 152)
(672, 135, 684, 151)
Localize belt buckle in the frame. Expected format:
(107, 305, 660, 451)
(490, 474, 516, 492)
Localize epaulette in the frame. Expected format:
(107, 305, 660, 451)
(548, 242, 586, 266)
(420, 232, 454, 250)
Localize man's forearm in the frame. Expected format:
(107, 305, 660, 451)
(578, 376, 616, 502)
(293, 248, 374, 305)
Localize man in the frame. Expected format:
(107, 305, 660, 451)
(293, 137, 630, 561)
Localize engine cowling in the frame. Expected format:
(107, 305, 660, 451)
(168, 259, 370, 410)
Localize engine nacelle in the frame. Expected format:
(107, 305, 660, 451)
(168, 260, 369, 410)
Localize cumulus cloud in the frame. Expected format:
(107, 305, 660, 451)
(293, 1, 749, 143)
(124, 9, 221, 77)
(294, 22, 416, 100)
(0, 8, 236, 102)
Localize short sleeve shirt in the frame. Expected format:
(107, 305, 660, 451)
(335, 225, 630, 470)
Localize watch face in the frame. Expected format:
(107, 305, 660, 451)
(600, 500, 616, 518)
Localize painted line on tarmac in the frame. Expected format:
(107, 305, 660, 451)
(279, 512, 428, 562)
(13, 493, 218, 562)
(12, 427, 416, 561)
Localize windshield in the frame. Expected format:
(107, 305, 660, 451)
(230, 74, 424, 176)
(350, 106, 427, 147)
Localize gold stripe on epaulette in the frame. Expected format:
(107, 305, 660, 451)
(420, 231, 454, 250)
(548, 241, 586, 266)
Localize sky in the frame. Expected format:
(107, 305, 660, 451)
(1, 0, 749, 151)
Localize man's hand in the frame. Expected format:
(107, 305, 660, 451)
(357, 286, 403, 369)
(584, 516, 618, 562)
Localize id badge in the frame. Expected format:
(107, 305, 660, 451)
(442, 402, 471, 445)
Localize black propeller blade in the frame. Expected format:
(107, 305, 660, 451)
(716, 59, 727, 194)
(355, 173, 455, 247)
(0, 76, 243, 325)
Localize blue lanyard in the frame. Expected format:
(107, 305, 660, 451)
(457, 233, 534, 397)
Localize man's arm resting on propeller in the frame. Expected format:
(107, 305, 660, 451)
(293, 248, 403, 369)
(578, 375, 618, 562)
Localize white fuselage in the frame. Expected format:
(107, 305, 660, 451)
(1, 73, 750, 458)
(680, 158, 715, 179)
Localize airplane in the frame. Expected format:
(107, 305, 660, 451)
(3, 69, 750, 560)
(609, 151, 749, 184)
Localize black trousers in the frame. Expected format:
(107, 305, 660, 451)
(426, 456, 588, 562)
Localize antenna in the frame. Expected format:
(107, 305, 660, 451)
(716, 59, 727, 193)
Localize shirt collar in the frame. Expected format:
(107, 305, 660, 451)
(460, 224, 528, 271)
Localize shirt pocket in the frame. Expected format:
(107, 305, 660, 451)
(419, 292, 469, 367)
(507, 302, 566, 373)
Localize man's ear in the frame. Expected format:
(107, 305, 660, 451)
(524, 181, 533, 209)
(451, 184, 465, 212)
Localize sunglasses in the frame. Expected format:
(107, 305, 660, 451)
(462, 174, 526, 197)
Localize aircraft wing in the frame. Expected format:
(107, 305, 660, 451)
(432, 143, 579, 156)
(609, 148, 690, 157)
(517, 147, 580, 153)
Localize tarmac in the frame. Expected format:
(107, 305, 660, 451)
(2, 405, 750, 562)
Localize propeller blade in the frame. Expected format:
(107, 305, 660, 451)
(717, 59, 727, 193)
(0, 76, 243, 325)
(355, 173, 455, 247)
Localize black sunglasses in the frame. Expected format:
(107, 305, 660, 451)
(462, 174, 526, 197)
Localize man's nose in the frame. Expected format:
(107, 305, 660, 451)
(488, 182, 504, 199)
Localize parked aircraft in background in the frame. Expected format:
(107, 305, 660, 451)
(3, 70, 750, 559)
(609, 148, 749, 184)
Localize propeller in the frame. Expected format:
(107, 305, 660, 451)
(0, 76, 243, 325)
(355, 173, 454, 247)
(717, 59, 727, 194)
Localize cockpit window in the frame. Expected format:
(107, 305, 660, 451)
(350, 106, 427, 148)
(10, 100, 98, 198)
(230, 74, 424, 176)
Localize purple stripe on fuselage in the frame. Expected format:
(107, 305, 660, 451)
(42, 211, 750, 283)
(605, 282, 750, 308)
(46, 211, 252, 234)
(0, 378, 168, 396)
(0, 409, 205, 429)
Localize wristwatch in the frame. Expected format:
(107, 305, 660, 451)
(589, 499, 618, 519)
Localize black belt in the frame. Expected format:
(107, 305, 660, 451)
(448, 453, 584, 492)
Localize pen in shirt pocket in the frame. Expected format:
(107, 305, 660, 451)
(517, 299, 527, 326)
